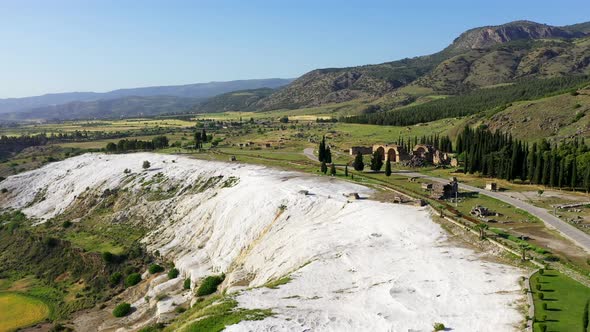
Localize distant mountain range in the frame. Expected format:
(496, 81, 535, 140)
(257, 20, 590, 111)
(3, 20, 590, 122)
(0, 78, 293, 119)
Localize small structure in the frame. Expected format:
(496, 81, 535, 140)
(345, 192, 360, 200)
(350, 146, 372, 155)
(485, 182, 498, 191)
(408, 177, 418, 182)
(450, 158, 459, 167)
(229, 155, 237, 162)
(470, 205, 501, 221)
(430, 177, 458, 199)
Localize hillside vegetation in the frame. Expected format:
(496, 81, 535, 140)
(342, 75, 590, 126)
(257, 20, 590, 111)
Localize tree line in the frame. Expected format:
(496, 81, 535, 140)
(457, 126, 590, 191)
(341, 76, 590, 126)
(106, 136, 169, 153)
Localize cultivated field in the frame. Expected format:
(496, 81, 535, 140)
(0, 292, 49, 331)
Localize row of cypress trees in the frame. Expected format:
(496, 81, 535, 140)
(457, 126, 590, 191)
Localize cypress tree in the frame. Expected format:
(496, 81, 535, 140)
(370, 151, 383, 171)
(385, 156, 392, 177)
(201, 129, 208, 143)
(318, 136, 326, 162)
(558, 158, 565, 188)
(533, 152, 543, 184)
(571, 157, 578, 190)
(584, 164, 590, 194)
(330, 163, 336, 176)
(321, 161, 327, 174)
(344, 165, 349, 177)
(353, 152, 364, 171)
(549, 153, 557, 188)
(542, 152, 551, 186)
(528, 143, 537, 183)
(325, 146, 332, 164)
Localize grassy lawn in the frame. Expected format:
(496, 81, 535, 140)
(530, 269, 590, 331)
(0, 292, 50, 331)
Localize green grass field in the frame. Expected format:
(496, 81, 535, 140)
(530, 269, 590, 331)
(0, 292, 49, 331)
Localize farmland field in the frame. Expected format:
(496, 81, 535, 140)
(0, 292, 49, 331)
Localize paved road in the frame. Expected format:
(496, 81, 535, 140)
(301, 148, 590, 253)
(303, 147, 316, 162)
(396, 171, 590, 254)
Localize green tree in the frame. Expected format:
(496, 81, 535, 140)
(571, 157, 578, 190)
(344, 165, 348, 177)
(585, 165, 590, 194)
(125, 273, 142, 287)
(353, 152, 364, 171)
(113, 303, 131, 317)
(168, 268, 179, 279)
(385, 156, 392, 176)
(330, 163, 336, 176)
(318, 136, 326, 162)
(370, 151, 383, 171)
(142, 160, 151, 169)
(325, 146, 332, 164)
(321, 161, 327, 174)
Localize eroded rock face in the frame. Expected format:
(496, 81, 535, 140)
(450, 20, 586, 51)
(0, 153, 525, 331)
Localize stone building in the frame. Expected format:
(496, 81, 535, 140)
(349, 146, 373, 156)
(372, 144, 410, 162)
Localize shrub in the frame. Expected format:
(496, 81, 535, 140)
(433, 322, 445, 331)
(112, 302, 131, 317)
(125, 273, 142, 287)
(142, 161, 151, 169)
(148, 264, 164, 274)
(542, 303, 547, 310)
(168, 268, 179, 279)
(102, 251, 114, 263)
(109, 272, 122, 286)
(62, 220, 72, 228)
(538, 292, 544, 300)
(183, 278, 191, 290)
(175, 306, 186, 314)
(196, 274, 225, 296)
(1, 188, 8, 193)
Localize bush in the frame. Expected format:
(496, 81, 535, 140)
(538, 292, 544, 300)
(542, 303, 548, 310)
(109, 272, 122, 286)
(168, 268, 179, 279)
(183, 278, 191, 290)
(142, 161, 151, 169)
(433, 322, 445, 331)
(125, 273, 142, 287)
(148, 264, 164, 274)
(102, 251, 114, 263)
(62, 220, 72, 228)
(196, 274, 225, 296)
(112, 302, 131, 317)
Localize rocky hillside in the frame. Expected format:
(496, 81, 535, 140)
(258, 20, 590, 110)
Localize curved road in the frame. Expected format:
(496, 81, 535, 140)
(302, 147, 590, 253)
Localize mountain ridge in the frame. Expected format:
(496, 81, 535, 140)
(0, 78, 293, 114)
(257, 20, 590, 111)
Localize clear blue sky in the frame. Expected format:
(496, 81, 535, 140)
(1, 0, 589, 98)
